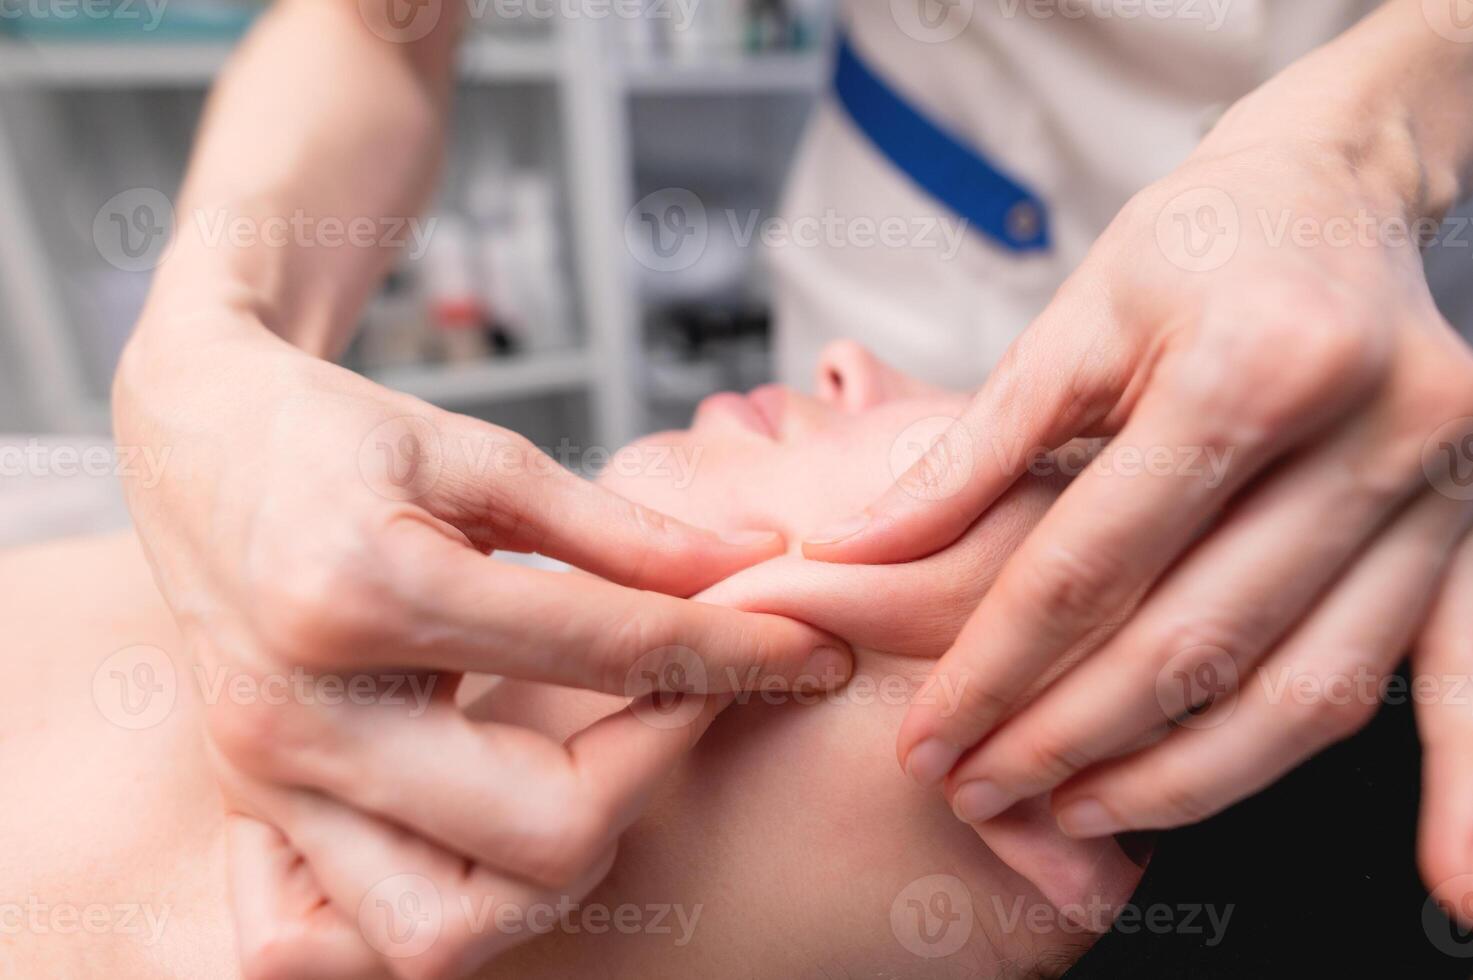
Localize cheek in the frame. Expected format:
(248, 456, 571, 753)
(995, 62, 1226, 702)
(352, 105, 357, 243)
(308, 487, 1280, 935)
(595, 439, 766, 531)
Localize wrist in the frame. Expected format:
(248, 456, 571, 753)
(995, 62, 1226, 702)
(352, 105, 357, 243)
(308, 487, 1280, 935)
(1198, 0, 1471, 225)
(149, 216, 349, 358)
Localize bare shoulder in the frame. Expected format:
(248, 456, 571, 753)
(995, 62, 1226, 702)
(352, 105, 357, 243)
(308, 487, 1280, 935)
(0, 530, 235, 979)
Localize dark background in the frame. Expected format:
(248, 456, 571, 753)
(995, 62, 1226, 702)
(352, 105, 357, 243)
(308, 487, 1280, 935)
(1067, 665, 1472, 979)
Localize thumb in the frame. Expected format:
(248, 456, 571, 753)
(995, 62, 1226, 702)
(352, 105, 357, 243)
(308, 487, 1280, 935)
(1414, 533, 1473, 927)
(802, 299, 1125, 564)
(225, 813, 382, 980)
(434, 426, 786, 596)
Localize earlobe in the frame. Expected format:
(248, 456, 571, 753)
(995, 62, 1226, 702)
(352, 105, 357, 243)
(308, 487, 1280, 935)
(967, 797, 1145, 932)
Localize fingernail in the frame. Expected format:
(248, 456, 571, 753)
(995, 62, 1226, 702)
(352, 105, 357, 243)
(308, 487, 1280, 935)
(951, 780, 1014, 825)
(1056, 798, 1122, 838)
(801, 646, 852, 688)
(804, 513, 870, 547)
(905, 738, 963, 788)
(719, 528, 783, 548)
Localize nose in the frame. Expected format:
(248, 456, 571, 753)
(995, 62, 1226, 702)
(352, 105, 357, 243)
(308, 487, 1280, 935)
(814, 340, 889, 412)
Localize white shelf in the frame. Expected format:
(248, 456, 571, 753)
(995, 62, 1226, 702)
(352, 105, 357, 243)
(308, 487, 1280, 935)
(0, 38, 236, 87)
(365, 349, 593, 408)
(0, 34, 560, 88)
(621, 51, 827, 95)
(458, 33, 562, 82)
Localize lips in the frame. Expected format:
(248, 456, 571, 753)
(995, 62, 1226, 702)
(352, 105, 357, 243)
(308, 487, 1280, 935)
(745, 385, 787, 438)
(695, 385, 787, 439)
(696, 392, 776, 438)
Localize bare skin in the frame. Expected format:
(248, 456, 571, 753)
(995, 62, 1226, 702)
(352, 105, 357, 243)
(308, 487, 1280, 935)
(114, 0, 1473, 970)
(801, 3, 1473, 901)
(10, 348, 1143, 979)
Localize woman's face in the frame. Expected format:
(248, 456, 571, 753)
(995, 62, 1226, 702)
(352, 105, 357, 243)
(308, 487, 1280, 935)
(598, 341, 1063, 663)
(499, 343, 1144, 977)
(601, 340, 972, 548)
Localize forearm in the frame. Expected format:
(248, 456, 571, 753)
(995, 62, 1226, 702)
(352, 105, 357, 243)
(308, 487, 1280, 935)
(1202, 0, 1473, 224)
(141, 0, 461, 357)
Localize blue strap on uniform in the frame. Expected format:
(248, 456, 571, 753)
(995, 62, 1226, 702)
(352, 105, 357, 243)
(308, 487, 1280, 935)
(832, 31, 1050, 253)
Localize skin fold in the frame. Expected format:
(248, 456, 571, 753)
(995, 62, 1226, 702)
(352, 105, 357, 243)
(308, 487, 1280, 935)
(4, 346, 1142, 979)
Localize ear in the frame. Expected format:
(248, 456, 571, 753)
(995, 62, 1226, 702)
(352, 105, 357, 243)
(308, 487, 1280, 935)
(969, 798, 1148, 931)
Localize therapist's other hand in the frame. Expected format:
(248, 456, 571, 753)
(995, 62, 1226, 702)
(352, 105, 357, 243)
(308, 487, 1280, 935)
(113, 312, 852, 978)
(220, 690, 731, 980)
(803, 137, 1473, 837)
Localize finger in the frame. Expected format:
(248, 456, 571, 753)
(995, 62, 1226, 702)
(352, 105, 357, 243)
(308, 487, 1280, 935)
(428, 420, 785, 596)
(249, 685, 726, 891)
(1414, 531, 1473, 922)
(279, 788, 617, 980)
(802, 289, 1128, 563)
(323, 514, 852, 693)
(264, 690, 726, 979)
(942, 413, 1425, 821)
(225, 813, 383, 980)
(894, 349, 1353, 786)
(1049, 489, 1472, 838)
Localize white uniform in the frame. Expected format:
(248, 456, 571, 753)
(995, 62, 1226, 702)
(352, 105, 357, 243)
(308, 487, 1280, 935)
(772, 0, 1381, 389)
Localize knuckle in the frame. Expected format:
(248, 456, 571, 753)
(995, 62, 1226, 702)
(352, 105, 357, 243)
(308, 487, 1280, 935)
(207, 694, 325, 780)
(1294, 678, 1378, 746)
(1407, 344, 1473, 427)
(511, 795, 611, 889)
(595, 605, 665, 693)
(1013, 542, 1126, 626)
(898, 422, 974, 500)
(248, 525, 396, 669)
(629, 500, 674, 541)
(1152, 770, 1216, 826)
(472, 436, 549, 549)
(1175, 286, 1387, 443)
(1018, 722, 1091, 785)
(949, 673, 1014, 731)
(1151, 616, 1253, 671)
(1266, 295, 1382, 382)
(614, 504, 673, 584)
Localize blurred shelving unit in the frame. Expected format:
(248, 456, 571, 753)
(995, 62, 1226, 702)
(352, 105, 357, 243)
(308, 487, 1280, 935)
(0, 33, 562, 86)
(365, 347, 593, 409)
(0, 8, 830, 445)
(620, 50, 826, 95)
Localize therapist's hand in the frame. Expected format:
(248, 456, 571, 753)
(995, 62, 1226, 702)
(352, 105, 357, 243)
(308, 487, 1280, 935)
(114, 309, 851, 978)
(802, 120, 1473, 839)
